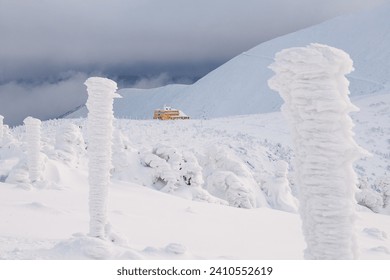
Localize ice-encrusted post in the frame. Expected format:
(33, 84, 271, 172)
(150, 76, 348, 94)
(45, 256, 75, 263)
(268, 43, 366, 259)
(23, 116, 43, 183)
(85, 77, 119, 239)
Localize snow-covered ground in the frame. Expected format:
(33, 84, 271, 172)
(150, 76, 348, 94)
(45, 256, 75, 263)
(1, 91, 389, 259)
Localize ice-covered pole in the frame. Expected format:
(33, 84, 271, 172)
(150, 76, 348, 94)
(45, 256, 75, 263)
(23, 116, 43, 183)
(85, 77, 119, 239)
(268, 43, 366, 259)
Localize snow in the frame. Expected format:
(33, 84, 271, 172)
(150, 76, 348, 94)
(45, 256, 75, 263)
(85, 77, 119, 239)
(66, 2, 390, 121)
(1, 89, 390, 259)
(1, 2, 390, 261)
(23, 117, 44, 185)
(269, 43, 369, 259)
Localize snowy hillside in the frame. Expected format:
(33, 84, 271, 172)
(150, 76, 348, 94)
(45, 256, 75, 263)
(1, 91, 390, 259)
(67, 2, 390, 120)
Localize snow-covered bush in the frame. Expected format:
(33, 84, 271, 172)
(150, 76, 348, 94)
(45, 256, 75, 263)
(141, 152, 180, 192)
(262, 160, 298, 212)
(181, 151, 204, 187)
(55, 123, 85, 164)
(111, 129, 134, 177)
(356, 188, 383, 213)
(268, 43, 367, 259)
(85, 77, 120, 239)
(204, 146, 267, 208)
(140, 145, 227, 204)
(5, 159, 31, 189)
(23, 117, 44, 183)
(375, 176, 390, 212)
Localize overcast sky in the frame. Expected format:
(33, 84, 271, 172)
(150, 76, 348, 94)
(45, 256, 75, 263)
(0, 0, 386, 125)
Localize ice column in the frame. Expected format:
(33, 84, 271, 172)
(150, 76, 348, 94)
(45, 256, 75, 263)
(268, 43, 366, 259)
(85, 77, 119, 239)
(23, 117, 43, 183)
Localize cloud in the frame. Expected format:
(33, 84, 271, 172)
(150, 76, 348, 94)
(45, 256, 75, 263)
(0, 73, 88, 126)
(0, 0, 386, 125)
(0, 0, 385, 83)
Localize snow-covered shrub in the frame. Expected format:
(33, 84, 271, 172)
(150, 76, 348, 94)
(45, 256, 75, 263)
(204, 146, 267, 208)
(23, 117, 44, 183)
(181, 151, 204, 187)
(111, 130, 134, 176)
(207, 170, 255, 208)
(141, 152, 180, 192)
(262, 160, 298, 212)
(268, 43, 367, 259)
(55, 123, 85, 164)
(0, 125, 21, 159)
(356, 188, 383, 213)
(5, 158, 31, 189)
(85, 77, 120, 239)
(140, 145, 227, 204)
(375, 176, 390, 211)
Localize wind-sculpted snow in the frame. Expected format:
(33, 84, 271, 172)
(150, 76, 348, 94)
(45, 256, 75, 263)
(269, 43, 368, 259)
(85, 77, 119, 239)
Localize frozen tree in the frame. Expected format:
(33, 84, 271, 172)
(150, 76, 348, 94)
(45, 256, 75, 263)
(55, 123, 85, 164)
(263, 160, 298, 212)
(268, 43, 367, 259)
(112, 130, 128, 169)
(205, 145, 267, 208)
(23, 116, 43, 183)
(85, 77, 120, 239)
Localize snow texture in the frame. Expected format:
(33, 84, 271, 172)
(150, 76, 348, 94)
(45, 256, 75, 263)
(85, 77, 119, 239)
(23, 117, 43, 183)
(268, 43, 367, 259)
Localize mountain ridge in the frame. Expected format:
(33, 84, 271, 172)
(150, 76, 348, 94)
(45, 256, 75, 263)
(67, 2, 390, 120)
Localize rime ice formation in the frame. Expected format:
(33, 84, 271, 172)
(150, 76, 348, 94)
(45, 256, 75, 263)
(55, 123, 85, 164)
(263, 161, 298, 213)
(85, 77, 120, 239)
(205, 146, 267, 208)
(23, 117, 43, 183)
(268, 43, 367, 259)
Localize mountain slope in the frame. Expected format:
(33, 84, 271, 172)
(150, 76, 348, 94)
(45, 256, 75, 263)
(67, 2, 390, 120)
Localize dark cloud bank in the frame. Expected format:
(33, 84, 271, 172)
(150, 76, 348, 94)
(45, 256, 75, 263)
(0, 0, 385, 126)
